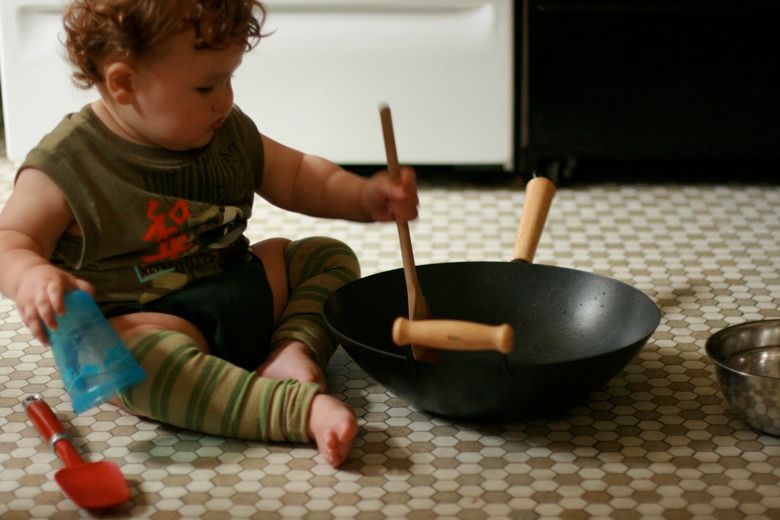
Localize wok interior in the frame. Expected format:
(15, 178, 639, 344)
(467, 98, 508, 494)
(325, 262, 660, 365)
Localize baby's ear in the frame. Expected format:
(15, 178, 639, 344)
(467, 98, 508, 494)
(103, 62, 136, 105)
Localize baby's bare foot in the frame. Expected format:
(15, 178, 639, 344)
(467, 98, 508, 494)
(308, 394, 357, 467)
(257, 341, 326, 389)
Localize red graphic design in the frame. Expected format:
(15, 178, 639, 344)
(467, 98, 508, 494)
(142, 199, 194, 263)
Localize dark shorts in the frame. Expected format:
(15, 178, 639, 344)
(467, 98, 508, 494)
(106, 255, 275, 371)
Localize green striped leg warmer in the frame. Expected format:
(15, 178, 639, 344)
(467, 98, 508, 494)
(118, 330, 320, 442)
(270, 236, 360, 367)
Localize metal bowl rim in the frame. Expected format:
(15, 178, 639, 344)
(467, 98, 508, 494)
(705, 319, 780, 381)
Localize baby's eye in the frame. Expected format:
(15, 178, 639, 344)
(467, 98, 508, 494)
(195, 86, 214, 94)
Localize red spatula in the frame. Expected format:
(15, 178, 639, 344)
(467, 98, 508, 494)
(23, 395, 130, 510)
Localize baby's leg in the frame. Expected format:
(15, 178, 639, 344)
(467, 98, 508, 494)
(251, 237, 361, 464)
(251, 238, 327, 386)
(255, 236, 360, 382)
(116, 329, 358, 462)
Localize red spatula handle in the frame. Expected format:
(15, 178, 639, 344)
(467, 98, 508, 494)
(24, 395, 84, 467)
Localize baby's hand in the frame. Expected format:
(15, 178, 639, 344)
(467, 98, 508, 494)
(14, 264, 93, 344)
(362, 166, 419, 222)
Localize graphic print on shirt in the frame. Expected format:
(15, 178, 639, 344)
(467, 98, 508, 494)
(134, 198, 246, 302)
(142, 199, 194, 265)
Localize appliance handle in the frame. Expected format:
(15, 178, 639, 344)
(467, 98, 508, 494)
(264, 0, 492, 13)
(14, 0, 492, 16)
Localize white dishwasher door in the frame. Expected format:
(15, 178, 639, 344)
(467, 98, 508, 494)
(1, 0, 513, 168)
(238, 0, 514, 168)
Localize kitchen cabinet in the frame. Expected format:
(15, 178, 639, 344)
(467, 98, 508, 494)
(0, 0, 514, 169)
(519, 0, 780, 181)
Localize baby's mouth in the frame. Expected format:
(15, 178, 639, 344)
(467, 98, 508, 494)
(211, 117, 224, 129)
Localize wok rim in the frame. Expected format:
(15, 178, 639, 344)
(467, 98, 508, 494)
(324, 260, 661, 366)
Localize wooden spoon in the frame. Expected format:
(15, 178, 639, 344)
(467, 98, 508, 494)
(379, 104, 436, 362)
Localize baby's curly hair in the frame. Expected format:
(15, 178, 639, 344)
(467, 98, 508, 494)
(63, 0, 267, 88)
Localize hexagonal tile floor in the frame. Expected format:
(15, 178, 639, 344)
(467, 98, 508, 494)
(1, 158, 779, 519)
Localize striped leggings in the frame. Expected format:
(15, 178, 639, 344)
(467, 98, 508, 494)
(118, 236, 360, 442)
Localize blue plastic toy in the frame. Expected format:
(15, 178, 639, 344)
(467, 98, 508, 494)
(47, 290, 145, 414)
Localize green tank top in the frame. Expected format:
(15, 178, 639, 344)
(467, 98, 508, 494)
(20, 104, 265, 312)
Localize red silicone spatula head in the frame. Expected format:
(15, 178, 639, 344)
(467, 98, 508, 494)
(23, 395, 130, 510)
(54, 460, 129, 510)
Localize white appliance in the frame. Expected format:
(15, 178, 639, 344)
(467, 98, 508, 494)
(1, 0, 514, 169)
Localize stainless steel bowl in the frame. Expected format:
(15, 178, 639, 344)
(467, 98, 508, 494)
(706, 319, 780, 436)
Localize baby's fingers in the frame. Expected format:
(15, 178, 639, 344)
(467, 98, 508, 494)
(392, 200, 419, 222)
(397, 166, 417, 191)
(28, 319, 49, 346)
(73, 279, 95, 297)
(19, 304, 50, 345)
(35, 294, 59, 333)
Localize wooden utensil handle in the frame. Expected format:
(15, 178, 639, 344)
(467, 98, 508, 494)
(380, 103, 419, 297)
(380, 104, 401, 182)
(23, 395, 84, 467)
(380, 104, 429, 317)
(513, 176, 556, 263)
(393, 318, 514, 354)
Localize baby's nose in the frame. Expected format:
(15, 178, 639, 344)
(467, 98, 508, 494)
(214, 80, 233, 111)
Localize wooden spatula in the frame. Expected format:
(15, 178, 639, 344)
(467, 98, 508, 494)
(379, 104, 436, 362)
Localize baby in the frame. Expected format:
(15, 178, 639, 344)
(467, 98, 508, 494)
(0, 0, 418, 467)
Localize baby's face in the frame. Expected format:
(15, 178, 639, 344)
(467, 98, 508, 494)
(121, 30, 245, 151)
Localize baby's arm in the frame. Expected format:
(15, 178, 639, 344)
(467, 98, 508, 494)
(258, 134, 418, 223)
(0, 168, 92, 343)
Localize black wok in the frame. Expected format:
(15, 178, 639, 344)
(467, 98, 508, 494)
(323, 178, 661, 420)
